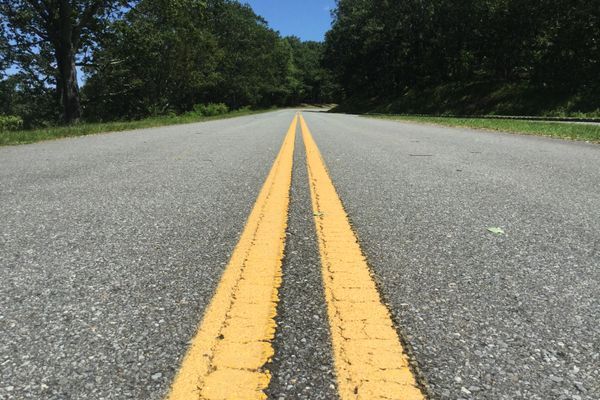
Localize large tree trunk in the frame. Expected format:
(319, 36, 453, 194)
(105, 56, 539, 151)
(56, 46, 81, 124)
(55, 0, 81, 124)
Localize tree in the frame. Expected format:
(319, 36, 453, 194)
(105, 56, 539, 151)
(83, 0, 221, 120)
(204, 0, 290, 108)
(0, 0, 130, 123)
(0, 28, 9, 74)
(324, 0, 600, 112)
(285, 37, 337, 104)
(84, 0, 323, 120)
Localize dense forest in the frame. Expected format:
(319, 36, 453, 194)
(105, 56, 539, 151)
(0, 0, 335, 128)
(1, 0, 599, 130)
(324, 0, 600, 115)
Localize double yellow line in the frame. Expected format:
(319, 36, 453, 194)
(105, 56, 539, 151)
(167, 114, 424, 400)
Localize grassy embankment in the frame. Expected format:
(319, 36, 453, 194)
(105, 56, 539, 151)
(335, 81, 600, 142)
(0, 108, 272, 146)
(334, 82, 600, 117)
(371, 115, 600, 143)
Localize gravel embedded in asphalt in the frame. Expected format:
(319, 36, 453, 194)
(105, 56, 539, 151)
(266, 129, 338, 400)
(2, 109, 599, 400)
(0, 111, 294, 400)
(302, 111, 600, 400)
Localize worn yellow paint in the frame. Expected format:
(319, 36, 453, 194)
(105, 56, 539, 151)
(166, 115, 298, 400)
(299, 114, 425, 400)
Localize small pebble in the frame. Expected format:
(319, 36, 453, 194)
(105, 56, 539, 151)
(151, 373, 162, 381)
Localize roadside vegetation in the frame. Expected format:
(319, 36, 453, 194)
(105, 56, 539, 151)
(324, 0, 599, 117)
(1, 0, 599, 144)
(0, 106, 267, 146)
(0, 0, 337, 136)
(372, 115, 600, 143)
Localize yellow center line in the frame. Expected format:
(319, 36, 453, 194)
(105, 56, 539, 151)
(299, 114, 425, 400)
(166, 115, 298, 400)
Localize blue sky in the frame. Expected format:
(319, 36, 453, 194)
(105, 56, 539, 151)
(243, 0, 336, 42)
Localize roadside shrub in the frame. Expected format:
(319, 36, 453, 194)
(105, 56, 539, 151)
(0, 115, 24, 132)
(193, 103, 229, 117)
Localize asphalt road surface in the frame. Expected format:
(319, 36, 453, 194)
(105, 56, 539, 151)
(1, 109, 598, 400)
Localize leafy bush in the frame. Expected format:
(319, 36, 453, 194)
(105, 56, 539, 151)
(193, 103, 229, 117)
(0, 115, 24, 132)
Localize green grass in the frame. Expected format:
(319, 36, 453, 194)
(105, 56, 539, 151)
(371, 115, 600, 143)
(0, 108, 271, 146)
